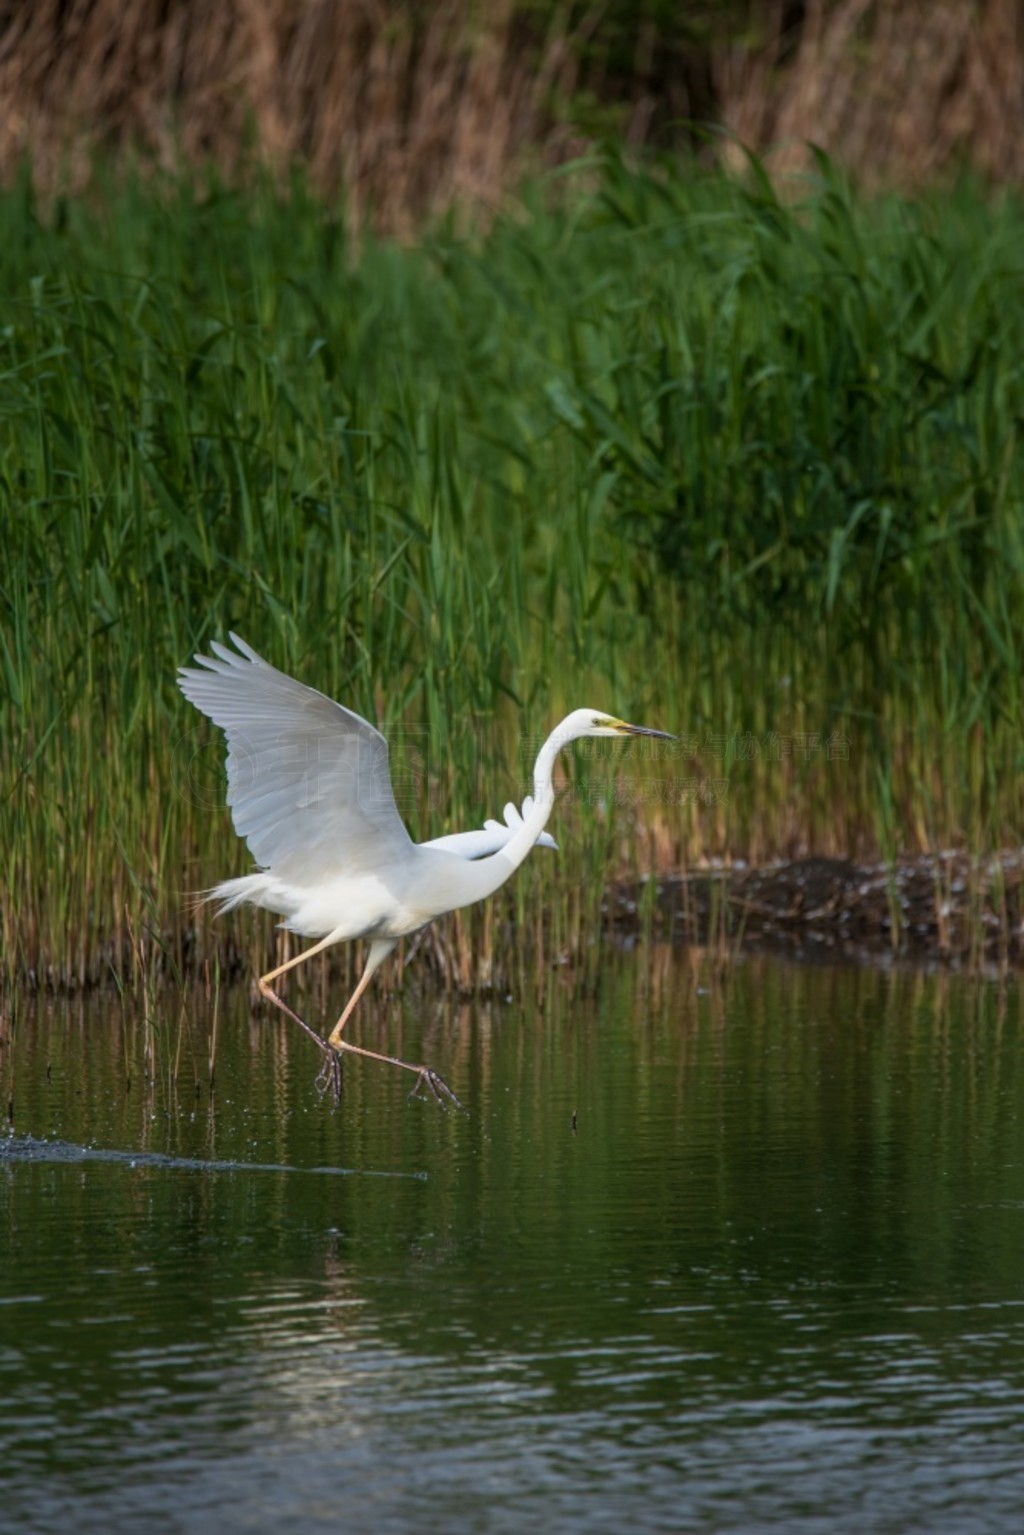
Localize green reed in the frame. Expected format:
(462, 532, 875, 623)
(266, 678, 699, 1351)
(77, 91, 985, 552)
(2, 155, 1023, 987)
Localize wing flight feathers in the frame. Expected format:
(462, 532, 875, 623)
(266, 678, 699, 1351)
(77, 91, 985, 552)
(178, 634, 413, 883)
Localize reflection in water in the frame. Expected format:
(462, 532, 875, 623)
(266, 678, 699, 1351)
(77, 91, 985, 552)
(2, 951, 1024, 1533)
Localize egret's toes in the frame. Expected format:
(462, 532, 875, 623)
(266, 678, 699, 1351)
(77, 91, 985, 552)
(409, 1067, 464, 1111)
(315, 1050, 343, 1103)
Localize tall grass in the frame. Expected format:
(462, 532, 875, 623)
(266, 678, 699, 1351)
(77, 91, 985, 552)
(3, 155, 1023, 988)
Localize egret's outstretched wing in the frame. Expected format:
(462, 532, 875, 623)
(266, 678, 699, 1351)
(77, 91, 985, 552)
(424, 798, 558, 860)
(178, 633, 414, 884)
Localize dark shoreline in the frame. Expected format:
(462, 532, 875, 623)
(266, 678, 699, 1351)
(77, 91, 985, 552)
(618, 852, 1024, 971)
(8, 852, 1024, 995)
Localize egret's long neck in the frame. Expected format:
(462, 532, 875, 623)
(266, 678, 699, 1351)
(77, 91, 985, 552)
(451, 726, 565, 907)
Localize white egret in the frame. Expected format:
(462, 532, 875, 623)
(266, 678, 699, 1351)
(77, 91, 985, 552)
(178, 634, 673, 1104)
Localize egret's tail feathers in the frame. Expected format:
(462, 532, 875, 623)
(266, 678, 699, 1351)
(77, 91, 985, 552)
(183, 887, 214, 919)
(201, 872, 281, 917)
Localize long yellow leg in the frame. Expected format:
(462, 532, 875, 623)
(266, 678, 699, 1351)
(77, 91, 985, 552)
(258, 935, 462, 1108)
(327, 940, 462, 1107)
(327, 959, 381, 1048)
(258, 933, 339, 1046)
(257, 933, 345, 1097)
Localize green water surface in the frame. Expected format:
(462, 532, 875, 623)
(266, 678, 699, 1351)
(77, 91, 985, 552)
(2, 951, 1023, 1533)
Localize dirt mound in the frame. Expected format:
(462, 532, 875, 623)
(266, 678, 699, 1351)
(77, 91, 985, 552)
(622, 852, 1024, 968)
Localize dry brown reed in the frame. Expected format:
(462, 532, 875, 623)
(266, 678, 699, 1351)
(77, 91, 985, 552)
(2, 1, 1023, 228)
(719, 0, 1024, 189)
(0, 0, 585, 229)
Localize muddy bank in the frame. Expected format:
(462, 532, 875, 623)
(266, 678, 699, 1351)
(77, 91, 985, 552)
(611, 852, 1024, 970)
(11, 851, 1024, 995)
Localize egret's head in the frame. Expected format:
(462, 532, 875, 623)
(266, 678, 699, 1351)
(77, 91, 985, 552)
(554, 708, 676, 746)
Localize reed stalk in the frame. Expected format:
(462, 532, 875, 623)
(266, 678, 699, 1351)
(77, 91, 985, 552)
(3, 156, 1023, 989)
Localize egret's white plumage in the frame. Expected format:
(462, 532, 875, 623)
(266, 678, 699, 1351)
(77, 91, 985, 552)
(179, 633, 413, 887)
(178, 633, 672, 1103)
(424, 799, 558, 861)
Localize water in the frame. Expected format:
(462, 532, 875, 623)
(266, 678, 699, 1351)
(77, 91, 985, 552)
(3, 951, 1024, 1533)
